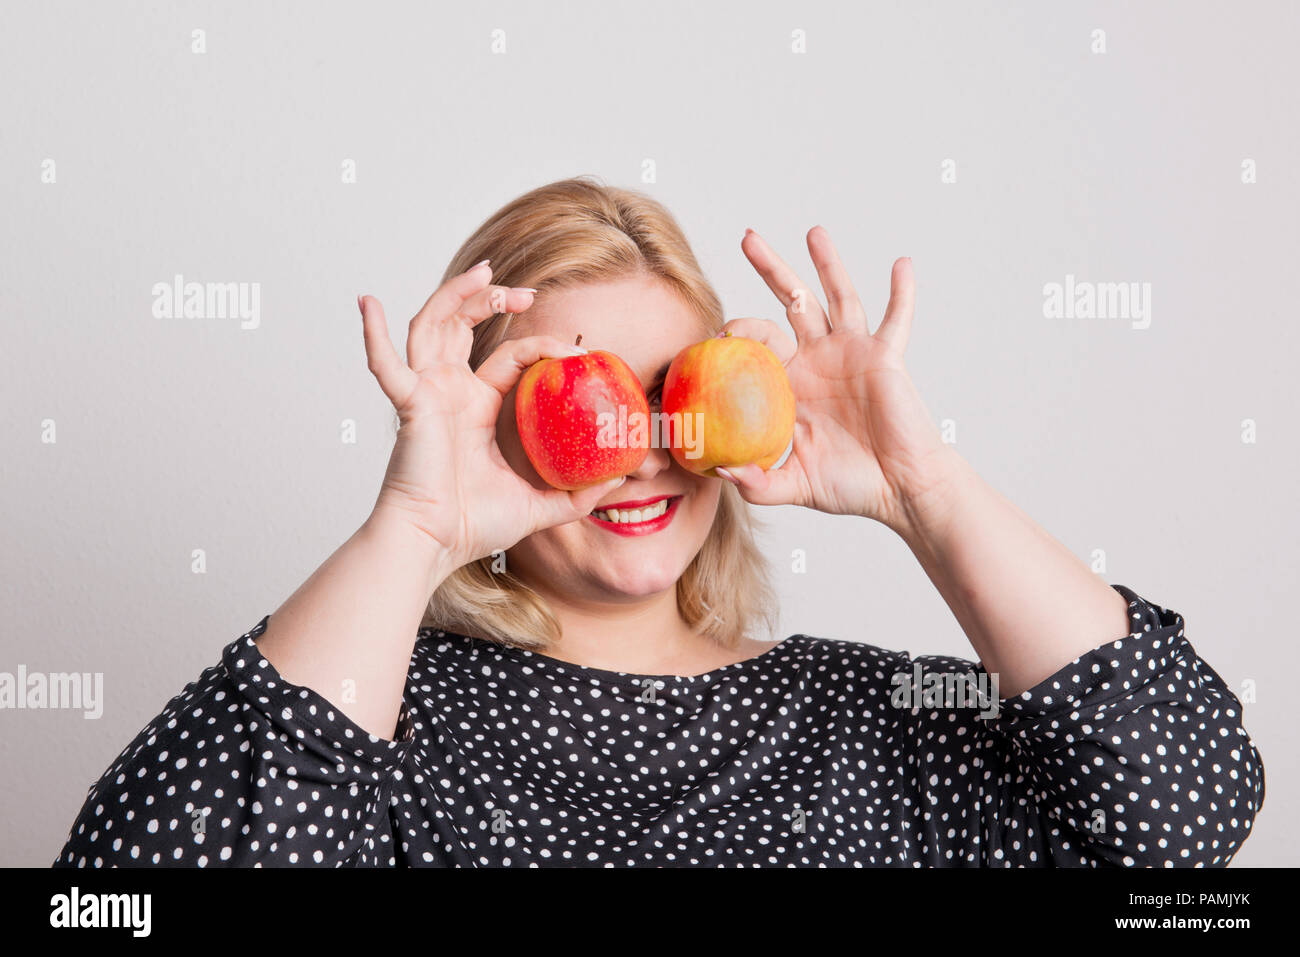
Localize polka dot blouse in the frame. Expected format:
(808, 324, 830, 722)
(55, 584, 1264, 867)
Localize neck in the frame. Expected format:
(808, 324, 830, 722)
(524, 580, 738, 676)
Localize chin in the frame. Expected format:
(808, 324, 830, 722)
(589, 555, 692, 599)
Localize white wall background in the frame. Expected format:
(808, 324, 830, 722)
(1, 0, 1295, 866)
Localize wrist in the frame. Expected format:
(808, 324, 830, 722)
(362, 503, 461, 588)
(883, 445, 980, 546)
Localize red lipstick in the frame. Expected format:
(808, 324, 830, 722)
(587, 494, 682, 537)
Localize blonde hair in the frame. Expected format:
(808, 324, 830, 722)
(420, 175, 778, 651)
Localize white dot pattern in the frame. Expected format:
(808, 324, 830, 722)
(54, 584, 1263, 867)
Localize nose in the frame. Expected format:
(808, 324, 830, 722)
(626, 442, 672, 482)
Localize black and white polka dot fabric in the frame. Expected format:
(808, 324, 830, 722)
(54, 584, 1263, 867)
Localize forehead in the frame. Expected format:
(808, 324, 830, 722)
(507, 275, 708, 383)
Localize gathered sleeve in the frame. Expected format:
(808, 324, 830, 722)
(53, 616, 416, 867)
(900, 584, 1264, 866)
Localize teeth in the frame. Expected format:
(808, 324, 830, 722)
(593, 499, 671, 524)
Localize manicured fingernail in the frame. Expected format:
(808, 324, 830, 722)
(517, 287, 538, 293)
(356, 294, 365, 314)
(468, 259, 490, 272)
(565, 345, 588, 355)
(715, 467, 740, 484)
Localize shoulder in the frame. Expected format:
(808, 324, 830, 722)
(412, 627, 496, 670)
(756, 633, 913, 685)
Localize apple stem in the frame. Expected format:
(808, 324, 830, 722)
(574, 334, 583, 347)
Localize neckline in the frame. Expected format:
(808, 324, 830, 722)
(421, 628, 801, 686)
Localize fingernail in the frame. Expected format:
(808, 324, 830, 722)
(565, 345, 588, 355)
(518, 287, 538, 293)
(715, 467, 740, 484)
(468, 259, 490, 272)
(356, 294, 365, 314)
(744, 227, 754, 236)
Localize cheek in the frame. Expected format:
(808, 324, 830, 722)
(507, 525, 575, 580)
(679, 479, 723, 537)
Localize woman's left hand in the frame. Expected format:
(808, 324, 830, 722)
(717, 227, 961, 532)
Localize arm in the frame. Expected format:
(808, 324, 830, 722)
(890, 446, 1130, 696)
(253, 505, 451, 741)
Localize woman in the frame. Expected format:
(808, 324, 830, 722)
(55, 177, 1263, 867)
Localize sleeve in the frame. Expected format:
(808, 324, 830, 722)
(52, 616, 417, 868)
(900, 583, 1264, 867)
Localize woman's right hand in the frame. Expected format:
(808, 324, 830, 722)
(359, 261, 627, 573)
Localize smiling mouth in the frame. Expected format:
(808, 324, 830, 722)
(588, 495, 682, 535)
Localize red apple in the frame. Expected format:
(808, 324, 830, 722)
(515, 348, 650, 490)
(662, 333, 796, 476)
